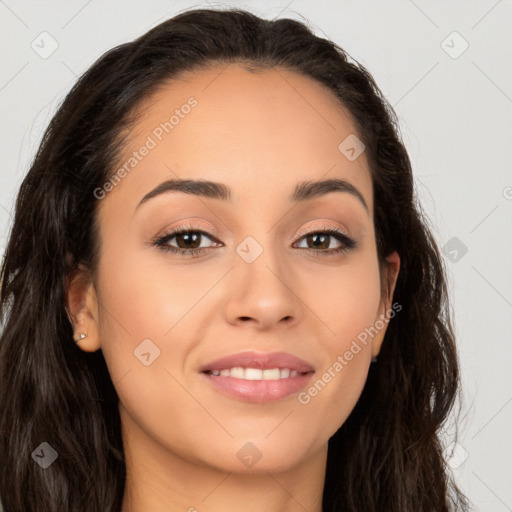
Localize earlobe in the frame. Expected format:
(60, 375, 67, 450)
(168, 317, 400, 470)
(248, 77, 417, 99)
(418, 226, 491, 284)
(65, 265, 101, 352)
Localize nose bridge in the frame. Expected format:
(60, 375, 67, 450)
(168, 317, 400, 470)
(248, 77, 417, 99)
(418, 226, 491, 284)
(224, 229, 298, 328)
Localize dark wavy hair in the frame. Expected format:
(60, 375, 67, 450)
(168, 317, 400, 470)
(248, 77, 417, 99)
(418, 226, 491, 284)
(0, 7, 469, 512)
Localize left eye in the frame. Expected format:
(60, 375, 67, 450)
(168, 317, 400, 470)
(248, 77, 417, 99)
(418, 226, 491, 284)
(295, 231, 344, 251)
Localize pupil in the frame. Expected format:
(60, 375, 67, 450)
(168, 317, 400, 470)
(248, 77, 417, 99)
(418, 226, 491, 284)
(310, 234, 328, 249)
(178, 233, 200, 249)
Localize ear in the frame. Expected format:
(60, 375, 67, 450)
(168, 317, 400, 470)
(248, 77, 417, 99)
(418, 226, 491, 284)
(65, 264, 101, 352)
(371, 250, 400, 358)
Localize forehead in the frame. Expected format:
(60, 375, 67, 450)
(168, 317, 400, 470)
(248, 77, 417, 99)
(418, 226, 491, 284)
(101, 64, 373, 216)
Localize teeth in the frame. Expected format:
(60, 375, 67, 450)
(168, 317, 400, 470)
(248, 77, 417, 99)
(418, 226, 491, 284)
(208, 367, 303, 380)
(262, 368, 280, 380)
(245, 368, 262, 380)
(230, 367, 245, 379)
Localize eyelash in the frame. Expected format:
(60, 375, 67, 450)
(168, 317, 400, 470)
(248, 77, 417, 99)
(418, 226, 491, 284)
(152, 223, 357, 258)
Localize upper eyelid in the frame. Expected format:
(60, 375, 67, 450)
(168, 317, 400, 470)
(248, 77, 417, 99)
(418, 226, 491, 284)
(295, 223, 351, 240)
(156, 215, 354, 239)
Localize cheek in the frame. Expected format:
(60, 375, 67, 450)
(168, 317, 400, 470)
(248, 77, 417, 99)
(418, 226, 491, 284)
(93, 242, 229, 407)
(311, 253, 382, 346)
(93, 250, 211, 455)
(95, 245, 211, 339)
(298, 256, 381, 430)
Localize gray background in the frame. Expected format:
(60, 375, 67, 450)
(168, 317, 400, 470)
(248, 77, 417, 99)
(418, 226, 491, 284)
(1, 1, 511, 510)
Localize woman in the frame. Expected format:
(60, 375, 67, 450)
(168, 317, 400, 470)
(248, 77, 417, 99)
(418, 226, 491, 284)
(0, 7, 469, 512)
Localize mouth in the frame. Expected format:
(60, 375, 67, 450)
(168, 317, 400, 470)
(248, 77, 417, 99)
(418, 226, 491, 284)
(204, 367, 310, 379)
(199, 351, 315, 403)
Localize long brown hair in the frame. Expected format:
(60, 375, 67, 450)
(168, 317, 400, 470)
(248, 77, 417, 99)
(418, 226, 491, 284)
(0, 8, 469, 511)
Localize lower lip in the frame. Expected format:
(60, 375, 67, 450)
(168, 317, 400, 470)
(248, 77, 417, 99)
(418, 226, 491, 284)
(201, 371, 315, 403)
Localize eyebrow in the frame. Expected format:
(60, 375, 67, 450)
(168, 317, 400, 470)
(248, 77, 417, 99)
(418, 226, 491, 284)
(136, 178, 369, 213)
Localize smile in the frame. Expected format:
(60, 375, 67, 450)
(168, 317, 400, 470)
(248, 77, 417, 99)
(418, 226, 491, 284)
(206, 367, 304, 380)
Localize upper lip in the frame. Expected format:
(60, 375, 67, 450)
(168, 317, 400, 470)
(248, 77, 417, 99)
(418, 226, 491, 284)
(199, 351, 315, 373)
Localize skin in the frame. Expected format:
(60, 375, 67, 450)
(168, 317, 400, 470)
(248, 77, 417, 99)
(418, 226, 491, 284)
(67, 64, 400, 512)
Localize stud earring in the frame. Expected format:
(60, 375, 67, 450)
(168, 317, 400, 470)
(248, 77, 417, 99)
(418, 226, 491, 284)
(74, 333, 87, 343)
(371, 355, 378, 363)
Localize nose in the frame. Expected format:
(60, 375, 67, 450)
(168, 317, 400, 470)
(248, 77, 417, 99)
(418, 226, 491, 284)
(224, 242, 298, 331)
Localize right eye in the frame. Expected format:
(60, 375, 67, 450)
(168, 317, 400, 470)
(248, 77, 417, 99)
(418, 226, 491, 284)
(152, 227, 223, 257)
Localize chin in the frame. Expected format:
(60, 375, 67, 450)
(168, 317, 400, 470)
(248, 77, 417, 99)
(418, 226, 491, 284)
(196, 437, 318, 475)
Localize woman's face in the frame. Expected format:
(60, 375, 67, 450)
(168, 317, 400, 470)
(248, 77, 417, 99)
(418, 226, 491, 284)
(75, 64, 399, 474)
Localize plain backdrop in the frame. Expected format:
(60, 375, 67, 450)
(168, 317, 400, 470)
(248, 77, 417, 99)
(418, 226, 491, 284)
(1, 1, 511, 510)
